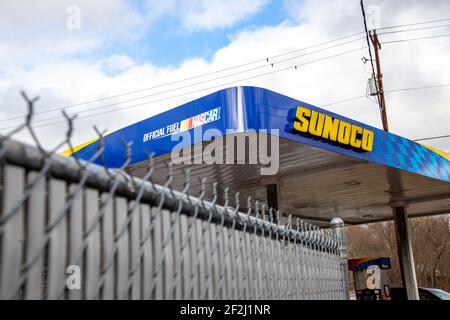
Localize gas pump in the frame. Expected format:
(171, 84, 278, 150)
(348, 257, 392, 300)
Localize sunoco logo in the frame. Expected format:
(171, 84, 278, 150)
(287, 106, 374, 152)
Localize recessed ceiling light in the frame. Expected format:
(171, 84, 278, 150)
(344, 180, 362, 186)
(293, 203, 312, 209)
(384, 188, 409, 194)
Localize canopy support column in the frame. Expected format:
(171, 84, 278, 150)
(266, 183, 278, 208)
(261, 177, 283, 224)
(266, 184, 280, 224)
(331, 217, 350, 300)
(392, 205, 419, 300)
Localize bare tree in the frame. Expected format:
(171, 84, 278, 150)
(346, 215, 450, 291)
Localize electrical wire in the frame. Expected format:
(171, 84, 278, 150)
(11, 76, 450, 133)
(322, 83, 450, 107)
(3, 47, 366, 132)
(321, 95, 367, 107)
(360, 0, 382, 112)
(3, 17, 450, 123)
(414, 135, 450, 142)
(377, 17, 450, 31)
(378, 23, 450, 35)
(1, 38, 367, 128)
(5, 64, 449, 132)
(3, 16, 450, 131)
(0, 32, 366, 123)
(381, 33, 450, 44)
(387, 84, 450, 93)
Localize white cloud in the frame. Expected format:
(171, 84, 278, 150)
(145, 0, 178, 21)
(181, 0, 268, 30)
(144, 0, 269, 31)
(0, 0, 147, 70)
(101, 55, 137, 74)
(1, 0, 449, 154)
(0, 0, 268, 72)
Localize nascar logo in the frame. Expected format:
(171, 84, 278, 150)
(180, 107, 221, 132)
(143, 107, 221, 142)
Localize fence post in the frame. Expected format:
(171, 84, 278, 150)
(330, 217, 350, 300)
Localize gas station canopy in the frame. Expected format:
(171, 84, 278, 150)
(70, 86, 450, 225)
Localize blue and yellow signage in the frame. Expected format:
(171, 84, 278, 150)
(287, 106, 374, 152)
(67, 86, 449, 182)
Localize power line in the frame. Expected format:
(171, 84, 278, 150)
(4, 45, 449, 131)
(414, 135, 450, 142)
(3, 47, 366, 132)
(0, 32, 366, 123)
(378, 23, 450, 35)
(1, 39, 367, 128)
(377, 17, 450, 31)
(3, 17, 449, 124)
(23, 48, 369, 130)
(3, 17, 450, 130)
(10, 76, 450, 134)
(381, 33, 450, 44)
(359, 11, 450, 132)
(387, 84, 450, 93)
(321, 95, 367, 107)
(322, 83, 450, 107)
(5, 78, 448, 135)
(360, 0, 381, 110)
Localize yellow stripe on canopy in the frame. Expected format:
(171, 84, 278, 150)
(419, 143, 450, 161)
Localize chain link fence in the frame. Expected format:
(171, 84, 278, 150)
(0, 93, 349, 300)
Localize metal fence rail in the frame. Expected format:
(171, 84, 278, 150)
(0, 94, 348, 300)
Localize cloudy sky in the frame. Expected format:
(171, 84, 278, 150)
(0, 0, 449, 152)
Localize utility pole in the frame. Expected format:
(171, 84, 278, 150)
(361, 0, 389, 132)
(370, 30, 390, 132)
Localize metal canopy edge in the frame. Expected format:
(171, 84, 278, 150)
(67, 86, 450, 224)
